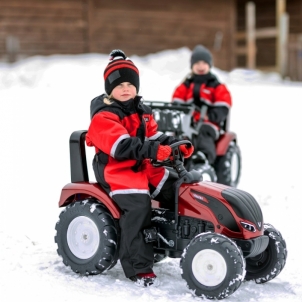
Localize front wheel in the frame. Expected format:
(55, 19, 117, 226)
(245, 223, 287, 283)
(180, 233, 245, 299)
(55, 199, 119, 275)
(192, 163, 217, 182)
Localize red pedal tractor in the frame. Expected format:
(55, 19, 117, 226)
(55, 130, 287, 299)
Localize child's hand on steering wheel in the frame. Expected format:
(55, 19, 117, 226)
(179, 144, 194, 158)
(156, 145, 172, 161)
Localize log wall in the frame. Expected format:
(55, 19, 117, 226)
(0, 0, 236, 71)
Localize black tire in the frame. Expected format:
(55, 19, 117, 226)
(214, 141, 241, 187)
(180, 233, 245, 299)
(245, 223, 287, 283)
(55, 199, 119, 275)
(192, 163, 217, 183)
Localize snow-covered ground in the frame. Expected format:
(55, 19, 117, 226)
(1, 47, 302, 301)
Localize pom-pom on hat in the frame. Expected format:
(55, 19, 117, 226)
(104, 49, 140, 95)
(190, 45, 213, 68)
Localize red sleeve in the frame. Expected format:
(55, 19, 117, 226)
(86, 111, 160, 160)
(213, 84, 232, 108)
(146, 113, 159, 138)
(86, 111, 129, 156)
(172, 83, 188, 103)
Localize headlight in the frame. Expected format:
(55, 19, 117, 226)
(240, 221, 256, 232)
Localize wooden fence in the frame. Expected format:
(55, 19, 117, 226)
(236, 1, 289, 77)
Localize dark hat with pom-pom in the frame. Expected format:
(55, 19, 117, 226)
(104, 49, 140, 95)
(190, 45, 213, 68)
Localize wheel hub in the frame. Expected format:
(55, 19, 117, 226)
(207, 264, 213, 270)
(192, 249, 227, 286)
(67, 216, 100, 259)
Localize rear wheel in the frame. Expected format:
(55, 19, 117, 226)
(55, 199, 119, 275)
(214, 141, 241, 187)
(245, 223, 287, 283)
(180, 233, 245, 299)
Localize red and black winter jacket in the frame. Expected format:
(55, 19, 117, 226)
(86, 94, 176, 172)
(172, 73, 232, 138)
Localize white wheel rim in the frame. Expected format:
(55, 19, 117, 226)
(202, 172, 212, 182)
(195, 164, 215, 182)
(231, 153, 239, 182)
(192, 249, 227, 286)
(67, 216, 100, 259)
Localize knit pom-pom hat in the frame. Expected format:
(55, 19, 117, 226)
(104, 49, 140, 95)
(190, 45, 213, 68)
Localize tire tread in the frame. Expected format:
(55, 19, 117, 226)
(54, 199, 119, 275)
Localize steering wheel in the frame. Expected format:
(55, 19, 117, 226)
(151, 140, 192, 167)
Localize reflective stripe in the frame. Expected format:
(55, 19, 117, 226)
(213, 101, 231, 108)
(109, 189, 150, 197)
(149, 132, 163, 140)
(200, 98, 212, 106)
(110, 134, 130, 157)
(151, 168, 169, 199)
(172, 98, 185, 103)
(198, 99, 230, 110)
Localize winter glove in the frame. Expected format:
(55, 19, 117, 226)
(156, 145, 172, 161)
(207, 107, 229, 124)
(179, 144, 194, 158)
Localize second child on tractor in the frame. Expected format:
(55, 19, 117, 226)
(171, 44, 232, 166)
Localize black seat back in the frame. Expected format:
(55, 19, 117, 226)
(69, 130, 89, 183)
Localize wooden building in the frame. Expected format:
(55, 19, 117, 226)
(0, 0, 301, 80)
(237, 0, 302, 81)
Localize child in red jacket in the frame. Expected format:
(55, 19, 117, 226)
(86, 49, 193, 287)
(172, 45, 232, 165)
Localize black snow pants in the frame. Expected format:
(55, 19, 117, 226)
(113, 193, 154, 278)
(196, 124, 218, 165)
(112, 172, 177, 278)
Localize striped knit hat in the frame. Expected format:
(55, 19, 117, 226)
(104, 49, 140, 95)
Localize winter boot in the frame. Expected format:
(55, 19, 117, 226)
(129, 272, 160, 287)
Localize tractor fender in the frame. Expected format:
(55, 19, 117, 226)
(216, 132, 237, 156)
(58, 182, 121, 219)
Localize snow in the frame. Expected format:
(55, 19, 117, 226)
(1, 47, 302, 301)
